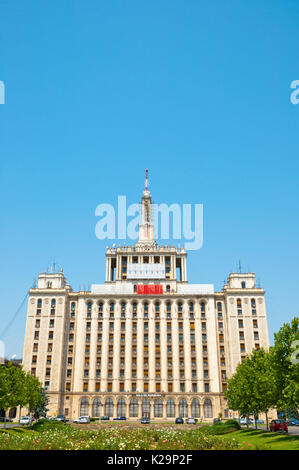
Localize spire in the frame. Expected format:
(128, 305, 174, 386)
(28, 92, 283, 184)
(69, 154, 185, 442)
(136, 169, 156, 249)
(143, 168, 150, 197)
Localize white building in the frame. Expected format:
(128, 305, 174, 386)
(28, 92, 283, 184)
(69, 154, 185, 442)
(22, 171, 269, 420)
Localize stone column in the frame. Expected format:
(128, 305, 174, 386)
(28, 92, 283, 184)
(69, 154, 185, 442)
(100, 301, 109, 393)
(183, 301, 192, 392)
(172, 301, 179, 392)
(89, 301, 97, 392)
(160, 300, 167, 394)
(125, 301, 132, 393)
(148, 301, 155, 393)
(112, 302, 121, 392)
(136, 301, 144, 392)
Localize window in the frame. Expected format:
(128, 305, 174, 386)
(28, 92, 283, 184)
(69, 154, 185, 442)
(105, 391, 113, 407)
(191, 398, 200, 417)
(129, 398, 138, 417)
(37, 299, 42, 308)
(154, 399, 163, 417)
(80, 398, 89, 415)
(204, 399, 212, 418)
(179, 399, 187, 418)
(204, 383, 210, 393)
(142, 399, 150, 416)
(166, 399, 175, 417)
(117, 398, 126, 415)
(241, 281, 246, 289)
(51, 299, 56, 308)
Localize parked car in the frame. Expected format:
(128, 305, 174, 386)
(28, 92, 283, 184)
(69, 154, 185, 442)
(269, 420, 288, 433)
(239, 418, 247, 425)
(73, 416, 90, 424)
(286, 419, 299, 426)
(141, 417, 150, 424)
(55, 415, 68, 423)
(175, 418, 184, 424)
(213, 418, 221, 424)
(256, 419, 264, 424)
(187, 418, 197, 424)
(0, 417, 13, 423)
(100, 416, 110, 421)
(19, 416, 32, 426)
(113, 416, 127, 421)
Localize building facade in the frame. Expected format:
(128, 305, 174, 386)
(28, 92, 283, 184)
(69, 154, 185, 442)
(22, 173, 270, 421)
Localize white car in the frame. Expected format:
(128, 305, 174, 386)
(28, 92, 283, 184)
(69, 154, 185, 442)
(73, 416, 90, 424)
(187, 418, 197, 424)
(20, 416, 32, 425)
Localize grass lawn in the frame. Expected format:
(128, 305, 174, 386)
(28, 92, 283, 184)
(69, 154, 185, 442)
(221, 428, 299, 450)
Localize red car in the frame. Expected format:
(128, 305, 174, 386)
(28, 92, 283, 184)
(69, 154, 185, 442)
(270, 420, 288, 433)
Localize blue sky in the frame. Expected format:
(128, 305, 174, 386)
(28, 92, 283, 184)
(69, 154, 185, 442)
(0, 0, 298, 358)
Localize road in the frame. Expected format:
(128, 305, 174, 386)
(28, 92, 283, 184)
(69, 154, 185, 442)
(244, 424, 299, 436)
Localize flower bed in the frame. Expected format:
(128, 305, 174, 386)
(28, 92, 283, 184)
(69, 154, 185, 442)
(0, 421, 240, 450)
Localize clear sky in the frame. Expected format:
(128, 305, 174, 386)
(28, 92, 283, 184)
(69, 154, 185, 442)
(0, 0, 298, 358)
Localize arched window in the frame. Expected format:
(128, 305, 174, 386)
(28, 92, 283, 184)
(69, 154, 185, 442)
(80, 398, 89, 416)
(117, 398, 126, 417)
(105, 398, 113, 417)
(71, 302, 76, 311)
(191, 399, 200, 418)
(129, 398, 138, 417)
(237, 299, 242, 308)
(189, 302, 194, 312)
(98, 303, 103, 312)
(109, 302, 114, 312)
(200, 302, 206, 312)
(37, 298, 42, 308)
(154, 399, 163, 417)
(92, 399, 101, 417)
(179, 399, 188, 418)
(251, 299, 256, 308)
(51, 299, 56, 308)
(166, 302, 171, 312)
(155, 302, 160, 312)
(87, 302, 92, 312)
(204, 399, 212, 418)
(178, 302, 183, 312)
(142, 399, 150, 417)
(166, 399, 175, 417)
(8, 407, 17, 419)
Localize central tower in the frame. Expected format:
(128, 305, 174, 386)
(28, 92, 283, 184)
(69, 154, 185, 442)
(136, 169, 157, 251)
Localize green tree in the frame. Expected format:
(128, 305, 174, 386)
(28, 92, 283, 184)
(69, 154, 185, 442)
(270, 317, 299, 430)
(0, 363, 27, 428)
(0, 363, 46, 427)
(225, 349, 275, 429)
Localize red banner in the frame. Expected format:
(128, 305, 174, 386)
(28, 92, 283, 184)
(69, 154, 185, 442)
(137, 285, 163, 295)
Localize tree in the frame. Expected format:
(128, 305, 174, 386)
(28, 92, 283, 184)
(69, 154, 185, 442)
(0, 363, 46, 427)
(225, 348, 276, 429)
(270, 317, 299, 431)
(0, 363, 27, 428)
